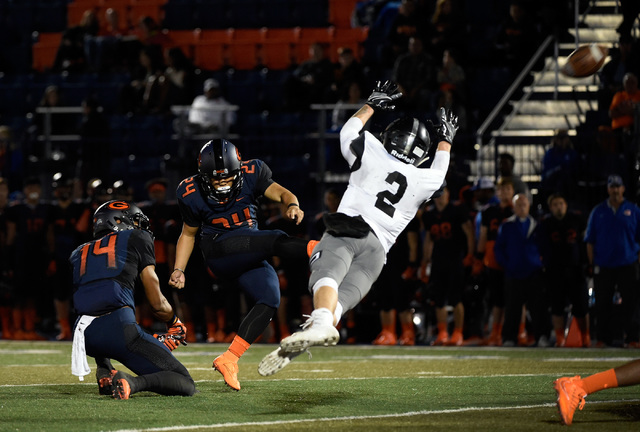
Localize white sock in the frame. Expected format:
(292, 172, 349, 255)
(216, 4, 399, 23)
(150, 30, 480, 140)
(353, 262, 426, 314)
(311, 308, 334, 327)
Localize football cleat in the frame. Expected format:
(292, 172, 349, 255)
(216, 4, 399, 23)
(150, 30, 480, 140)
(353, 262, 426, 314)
(307, 240, 319, 258)
(432, 331, 449, 346)
(554, 376, 587, 425)
(445, 331, 463, 346)
(280, 317, 339, 353)
(372, 330, 397, 346)
(112, 371, 134, 400)
(258, 347, 308, 376)
(213, 354, 240, 391)
(96, 368, 118, 396)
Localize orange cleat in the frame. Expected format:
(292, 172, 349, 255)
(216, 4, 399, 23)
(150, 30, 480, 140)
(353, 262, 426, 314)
(398, 331, 415, 346)
(446, 330, 463, 346)
(112, 371, 133, 400)
(97, 368, 118, 396)
(432, 331, 449, 346)
(307, 240, 319, 258)
(554, 376, 586, 425)
(213, 354, 240, 391)
(372, 330, 397, 346)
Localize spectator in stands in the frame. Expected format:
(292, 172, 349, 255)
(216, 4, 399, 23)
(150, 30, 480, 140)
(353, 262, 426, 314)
(119, 44, 167, 114)
(328, 47, 365, 103)
(609, 72, 640, 153)
(493, 0, 539, 75)
(392, 36, 437, 111)
(436, 48, 466, 103)
(428, 0, 466, 60)
(598, 35, 640, 112)
(135, 16, 172, 50)
(77, 96, 111, 188)
(541, 129, 578, 204)
(498, 152, 529, 196)
(585, 174, 640, 347)
(382, 0, 427, 68)
(494, 193, 548, 347)
(52, 9, 99, 73)
(616, 0, 640, 42)
(331, 81, 366, 131)
(85, 7, 134, 73)
(284, 42, 335, 110)
(163, 47, 197, 109)
(185, 79, 236, 135)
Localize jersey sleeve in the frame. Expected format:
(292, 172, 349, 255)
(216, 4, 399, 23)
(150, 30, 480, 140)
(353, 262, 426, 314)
(176, 179, 202, 228)
(339, 117, 365, 167)
(252, 160, 275, 196)
(130, 230, 156, 270)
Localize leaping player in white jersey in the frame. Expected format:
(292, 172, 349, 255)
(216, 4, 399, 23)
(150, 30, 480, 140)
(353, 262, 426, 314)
(258, 80, 458, 376)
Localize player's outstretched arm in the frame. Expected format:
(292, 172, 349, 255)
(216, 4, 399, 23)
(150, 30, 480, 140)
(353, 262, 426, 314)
(431, 107, 459, 152)
(349, 80, 403, 127)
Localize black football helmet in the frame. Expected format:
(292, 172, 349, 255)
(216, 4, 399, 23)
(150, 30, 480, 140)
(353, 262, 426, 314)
(92, 200, 151, 238)
(381, 117, 431, 167)
(198, 139, 244, 203)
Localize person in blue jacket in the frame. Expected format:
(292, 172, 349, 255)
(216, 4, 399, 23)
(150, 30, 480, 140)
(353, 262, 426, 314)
(584, 174, 640, 347)
(494, 193, 548, 347)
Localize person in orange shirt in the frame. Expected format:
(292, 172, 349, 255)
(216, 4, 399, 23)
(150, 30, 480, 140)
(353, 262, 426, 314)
(609, 72, 640, 132)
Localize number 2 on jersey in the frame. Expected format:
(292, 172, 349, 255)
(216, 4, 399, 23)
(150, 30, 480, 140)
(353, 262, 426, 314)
(375, 171, 407, 217)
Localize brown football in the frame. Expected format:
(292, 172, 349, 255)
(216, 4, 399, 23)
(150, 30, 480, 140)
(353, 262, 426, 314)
(561, 43, 608, 78)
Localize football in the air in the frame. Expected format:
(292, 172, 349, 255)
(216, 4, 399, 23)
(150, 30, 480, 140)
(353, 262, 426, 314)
(561, 43, 608, 78)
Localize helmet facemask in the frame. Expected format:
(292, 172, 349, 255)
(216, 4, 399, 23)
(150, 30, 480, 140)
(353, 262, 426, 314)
(198, 139, 244, 203)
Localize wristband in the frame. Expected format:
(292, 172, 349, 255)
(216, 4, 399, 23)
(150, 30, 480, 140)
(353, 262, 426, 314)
(287, 203, 299, 208)
(167, 314, 178, 327)
(173, 268, 184, 273)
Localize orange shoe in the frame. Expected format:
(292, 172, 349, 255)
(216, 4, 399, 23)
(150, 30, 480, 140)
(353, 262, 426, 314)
(582, 334, 591, 348)
(553, 376, 586, 425)
(398, 331, 415, 346)
(97, 368, 118, 396)
(307, 240, 319, 257)
(213, 354, 240, 391)
(432, 331, 449, 346)
(446, 331, 463, 346)
(372, 330, 397, 346)
(23, 331, 47, 341)
(485, 332, 502, 346)
(112, 371, 134, 400)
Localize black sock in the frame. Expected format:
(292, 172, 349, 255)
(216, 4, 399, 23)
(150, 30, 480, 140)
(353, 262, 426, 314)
(238, 303, 277, 343)
(135, 372, 196, 396)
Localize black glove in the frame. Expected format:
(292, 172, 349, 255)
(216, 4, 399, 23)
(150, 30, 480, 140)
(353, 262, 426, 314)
(366, 80, 402, 112)
(430, 107, 459, 145)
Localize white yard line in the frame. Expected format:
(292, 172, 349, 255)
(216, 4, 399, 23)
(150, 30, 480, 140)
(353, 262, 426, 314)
(106, 399, 640, 432)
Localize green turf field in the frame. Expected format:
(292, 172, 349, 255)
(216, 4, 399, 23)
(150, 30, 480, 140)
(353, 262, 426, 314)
(1, 341, 639, 431)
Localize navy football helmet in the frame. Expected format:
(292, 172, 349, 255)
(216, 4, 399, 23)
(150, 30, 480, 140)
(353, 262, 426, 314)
(381, 117, 431, 167)
(93, 200, 151, 238)
(198, 139, 244, 203)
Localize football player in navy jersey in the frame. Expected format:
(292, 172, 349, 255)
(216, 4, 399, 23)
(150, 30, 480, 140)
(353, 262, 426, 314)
(70, 200, 195, 400)
(259, 80, 457, 376)
(169, 139, 315, 391)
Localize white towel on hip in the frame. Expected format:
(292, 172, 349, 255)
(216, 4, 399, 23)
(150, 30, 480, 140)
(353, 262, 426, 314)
(71, 315, 96, 381)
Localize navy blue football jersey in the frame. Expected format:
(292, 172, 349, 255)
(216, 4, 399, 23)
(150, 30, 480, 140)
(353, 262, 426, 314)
(176, 159, 274, 236)
(70, 229, 156, 315)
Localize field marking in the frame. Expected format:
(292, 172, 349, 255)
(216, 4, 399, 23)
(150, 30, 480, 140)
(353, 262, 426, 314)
(0, 373, 569, 388)
(108, 399, 640, 432)
(0, 349, 63, 354)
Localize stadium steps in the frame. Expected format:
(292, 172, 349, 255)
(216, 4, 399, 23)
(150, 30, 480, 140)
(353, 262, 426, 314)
(473, 0, 622, 185)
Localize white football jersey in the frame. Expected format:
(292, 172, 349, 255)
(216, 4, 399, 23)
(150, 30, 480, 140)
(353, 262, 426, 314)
(338, 117, 450, 252)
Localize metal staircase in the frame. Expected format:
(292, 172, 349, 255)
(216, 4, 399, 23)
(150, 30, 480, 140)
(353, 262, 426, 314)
(473, 0, 622, 189)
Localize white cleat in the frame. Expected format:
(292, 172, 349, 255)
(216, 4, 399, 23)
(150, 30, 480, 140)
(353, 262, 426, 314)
(257, 347, 307, 376)
(280, 324, 340, 353)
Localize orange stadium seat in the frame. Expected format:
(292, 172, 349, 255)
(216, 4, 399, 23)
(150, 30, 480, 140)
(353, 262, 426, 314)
(329, 0, 359, 28)
(294, 27, 335, 64)
(166, 29, 199, 60)
(194, 41, 226, 71)
(226, 41, 259, 70)
(32, 32, 62, 72)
